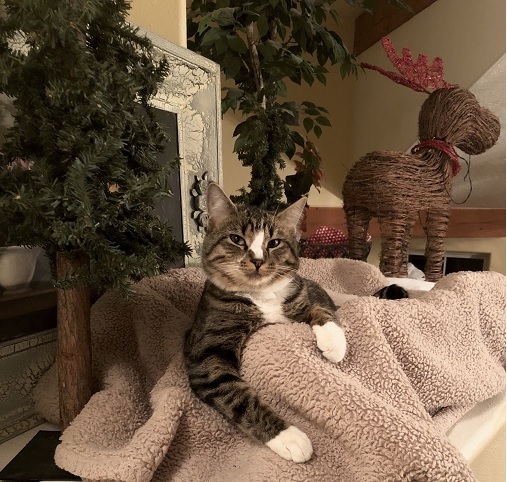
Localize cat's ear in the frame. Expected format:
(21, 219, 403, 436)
(206, 182, 236, 230)
(276, 196, 307, 237)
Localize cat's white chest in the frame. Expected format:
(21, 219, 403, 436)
(242, 280, 293, 325)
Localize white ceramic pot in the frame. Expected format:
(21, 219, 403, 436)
(0, 246, 41, 293)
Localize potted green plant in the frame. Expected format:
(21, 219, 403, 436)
(187, 0, 407, 209)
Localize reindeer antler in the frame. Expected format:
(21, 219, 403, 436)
(361, 37, 454, 94)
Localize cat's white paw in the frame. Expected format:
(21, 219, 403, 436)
(313, 321, 347, 363)
(265, 425, 313, 463)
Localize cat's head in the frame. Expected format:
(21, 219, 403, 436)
(202, 183, 306, 292)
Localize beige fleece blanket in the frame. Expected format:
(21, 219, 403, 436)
(34, 258, 506, 482)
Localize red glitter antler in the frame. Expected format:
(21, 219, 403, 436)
(361, 37, 454, 94)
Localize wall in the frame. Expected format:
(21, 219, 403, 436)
(129, 0, 186, 47)
(353, 0, 505, 162)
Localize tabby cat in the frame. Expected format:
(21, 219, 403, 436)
(184, 182, 407, 463)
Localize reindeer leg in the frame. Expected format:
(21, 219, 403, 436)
(378, 212, 409, 278)
(400, 214, 417, 277)
(345, 206, 371, 261)
(424, 209, 450, 282)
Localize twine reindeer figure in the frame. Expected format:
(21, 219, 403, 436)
(343, 38, 500, 281)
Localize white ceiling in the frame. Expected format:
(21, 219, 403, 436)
(452, 54, 506, 208)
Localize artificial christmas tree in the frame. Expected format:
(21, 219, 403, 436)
(0, 0, 189, 427)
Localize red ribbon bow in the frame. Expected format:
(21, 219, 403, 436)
(411, 139, 461, 176)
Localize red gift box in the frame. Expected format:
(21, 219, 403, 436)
(302, 226, 371, 258)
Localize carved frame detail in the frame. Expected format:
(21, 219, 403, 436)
(142, 27, 222, 266)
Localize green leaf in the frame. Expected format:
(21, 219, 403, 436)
(197, 15, 211, 35)
(226, 34, 248, 53)
(314, 5, 325, 24)
(279, 8, 291, 27)
(233, 120, 248, 137)
(277, 22, 287, 39)
(315, 71, 326, 84)
(290, 130, 305, 147)
(221, 98, 233, 115)
(304, 107, 320, 116)
(301, 63, 314, 85)
(269, 0, 280, 6)
(302, 0, 315, 13)
(316, 46, 328, 66)
(211, 7, 237, 27)
(234, 133, 249, 152)
(200, 28, 222, 48)
(340, 62, 348, 79)
(276, 80, 287, 97)
(289, 53, 303, 66)
(314, 124, 322, 138)
(315, 116, 331, 127)
(222, 54, 242, 78)
(279, 101, 299, 126)
(331, 42, 345, 63)
(232, 115, 257, 136)
(258, 40, 281, 63)
(257, 13, 269, 37)
(280, 101, 298, 112)
(329, 9, 340, 24)
(266, 39, 282, 51)
(226, 87, 244, 100)
(285, 138, 296, 159)
(303, 117, 313, 133)
(215, 37, 229, 56)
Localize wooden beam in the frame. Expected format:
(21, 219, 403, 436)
(354, 0, 438, 56)
(303, 207, 506, 239)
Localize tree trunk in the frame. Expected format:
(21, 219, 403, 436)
(56, 251, 92, 428)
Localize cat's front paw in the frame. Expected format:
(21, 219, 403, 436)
(265, 425, 313, 463)
(312, 322, 347, 363)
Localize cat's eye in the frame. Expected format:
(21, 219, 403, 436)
(229, 234, 246, 246)
(267, 238, 281, 248)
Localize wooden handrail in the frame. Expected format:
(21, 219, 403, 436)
(354, 0, 438, 56)
(303, 207, 506, 239)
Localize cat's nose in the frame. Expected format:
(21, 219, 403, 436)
(250, 259, 264, 270)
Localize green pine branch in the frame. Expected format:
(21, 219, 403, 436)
(0, 0, 190, 293)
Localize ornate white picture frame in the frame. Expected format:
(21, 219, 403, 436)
(142, 27, 222, 266)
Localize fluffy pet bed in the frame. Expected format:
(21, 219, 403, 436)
(33, 258, 506, 481)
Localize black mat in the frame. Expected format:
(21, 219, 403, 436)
(0, 431, 80, 481)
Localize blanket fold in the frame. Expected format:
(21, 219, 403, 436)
(34, 258, 505, 482)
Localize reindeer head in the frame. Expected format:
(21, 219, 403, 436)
(418, 88, 500, 156)
(362, 38, 501, 158)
